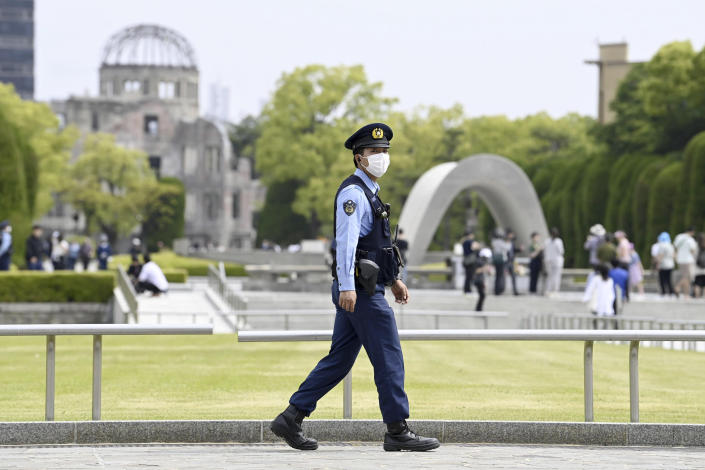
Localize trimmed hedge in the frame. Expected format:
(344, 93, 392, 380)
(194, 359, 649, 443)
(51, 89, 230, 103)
(0, 272, 115, 302)
(109, 251, 246, 277)
(163, 268, 188, 284)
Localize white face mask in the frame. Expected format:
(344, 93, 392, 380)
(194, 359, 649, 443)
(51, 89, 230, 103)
(362, 152, 390, 178)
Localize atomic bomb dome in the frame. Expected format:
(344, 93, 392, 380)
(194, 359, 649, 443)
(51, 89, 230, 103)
(48, 22, 260, 250)
(101, 24, 197, 68)
(97, 24, 199, 119)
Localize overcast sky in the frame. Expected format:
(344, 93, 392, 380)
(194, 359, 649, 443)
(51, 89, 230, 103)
(35, 0, 705, 122)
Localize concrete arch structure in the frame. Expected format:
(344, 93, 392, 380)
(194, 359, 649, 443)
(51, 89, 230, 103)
(398, 154, 549, 266)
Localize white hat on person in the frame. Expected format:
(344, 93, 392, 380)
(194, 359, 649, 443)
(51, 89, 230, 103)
(590, 224, 606, 237)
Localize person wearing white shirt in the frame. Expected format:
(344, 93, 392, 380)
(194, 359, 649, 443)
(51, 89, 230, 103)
(655, 232, 675, 296)
(583, 263, 615, 317)
(137, 254, 169, 295)
(543, 227, 565, 295)
(673, 228, 698, 298)
(650, 239, 661, 271)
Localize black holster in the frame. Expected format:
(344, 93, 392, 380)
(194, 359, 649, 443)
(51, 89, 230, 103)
(356, 258, 379, 296)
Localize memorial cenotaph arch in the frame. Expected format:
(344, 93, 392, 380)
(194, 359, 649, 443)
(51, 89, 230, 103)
(398, 154, 550, 267)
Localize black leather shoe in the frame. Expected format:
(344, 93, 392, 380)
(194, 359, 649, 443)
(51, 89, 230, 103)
(270, 404, 318, 450)
(384, 421, 440, 451)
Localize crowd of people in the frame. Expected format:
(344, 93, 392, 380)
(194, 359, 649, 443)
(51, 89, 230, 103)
(0, 220, 168, 296)
(455, 222, 705, 313)
(582, 224, 705, 318)
(585, 224, 705, 302)
(458, 226, 566, 307)
(0, 222, 115, 272)
(457, 226, 566, 311)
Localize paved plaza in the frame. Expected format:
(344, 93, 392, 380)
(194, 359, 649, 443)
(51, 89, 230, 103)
(1, 443, 704, 469)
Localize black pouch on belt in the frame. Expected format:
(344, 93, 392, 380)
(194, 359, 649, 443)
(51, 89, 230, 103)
(356, 258, 380, 296)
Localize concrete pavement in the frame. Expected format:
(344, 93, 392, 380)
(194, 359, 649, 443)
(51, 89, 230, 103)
(1, 443, 704, 469)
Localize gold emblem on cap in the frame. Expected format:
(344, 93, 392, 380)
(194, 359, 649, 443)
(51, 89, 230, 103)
(372, 128, 384, 139)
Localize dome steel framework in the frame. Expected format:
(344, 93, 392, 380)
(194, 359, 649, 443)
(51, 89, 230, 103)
(101, 24, 197, 68)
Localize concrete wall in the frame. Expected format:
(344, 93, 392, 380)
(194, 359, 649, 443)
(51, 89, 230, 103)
(99, 64, 199, 121)
(0, 302, 113, 324)
(589, 43, 634, 124)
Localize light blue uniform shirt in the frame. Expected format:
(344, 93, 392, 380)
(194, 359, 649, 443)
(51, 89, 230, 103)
(0, 232, 11, 256)
(335, 169, 379, 291)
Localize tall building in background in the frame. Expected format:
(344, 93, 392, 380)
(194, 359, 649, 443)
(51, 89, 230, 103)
(585, 43, 636, 124)
(0, 0, 34, 99)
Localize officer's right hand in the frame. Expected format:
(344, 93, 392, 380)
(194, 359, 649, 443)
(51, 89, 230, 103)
(339, 290, 357, 312)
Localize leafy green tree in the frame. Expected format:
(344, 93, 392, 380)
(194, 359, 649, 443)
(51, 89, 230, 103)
(646, 161, 683, 249)
(640, 42, 704, 153)
(256, 181, 314, 246)
(599, 41, 705, 156)
(229, 115, 261, 179)
(255, 64, 396, 240)
(0, 83, 77, 217)
(563, 158, 592, 267)
(614, 155, 659, 241)
(594, 63, 653, 155)
(141, 177, 185, 252)
(579, 155, 611, 233)
(0, 83, 76, 265)
(631, 159, 668, 259)
(682, 131, 705, 232)
(0, 106, 33, 266)
(64, 133, 156, 243)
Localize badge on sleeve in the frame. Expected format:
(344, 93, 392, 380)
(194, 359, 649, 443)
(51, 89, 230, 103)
(343, 200, 356, 216)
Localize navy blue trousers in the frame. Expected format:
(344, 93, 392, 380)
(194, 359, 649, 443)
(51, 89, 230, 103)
(289, 282, 410, 424)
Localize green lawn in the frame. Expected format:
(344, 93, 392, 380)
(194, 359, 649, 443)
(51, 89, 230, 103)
(1, 336, 704, 423)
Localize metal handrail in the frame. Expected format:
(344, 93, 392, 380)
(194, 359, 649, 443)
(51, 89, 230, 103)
(524, 313, 705, 327)
(208, 264, 248, 310)
(235, 309, 507, 330)
(117, 265, 139, 322)
(522, 314, 705, 352)
(238, 329, 705, 423)
(2, 324, 212, 421)
(138, 311, 214, 325)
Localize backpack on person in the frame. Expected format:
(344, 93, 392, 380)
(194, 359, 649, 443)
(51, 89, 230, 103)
(492, 251, 505, 266)
(462, 251, 477, 268)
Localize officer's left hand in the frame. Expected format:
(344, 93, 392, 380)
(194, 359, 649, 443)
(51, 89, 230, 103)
(391, 280, 409, 304)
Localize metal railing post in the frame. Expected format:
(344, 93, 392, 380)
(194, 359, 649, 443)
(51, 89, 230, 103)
(343, 371, 352, 419)
(92, 335, 102, 420)
(45, 335, 55, 421)
(584, 340, 594, 422)
(629, 340, 639, 423)
(219, 261, 226, 279)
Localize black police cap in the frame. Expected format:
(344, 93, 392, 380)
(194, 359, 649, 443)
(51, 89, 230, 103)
(344, 123, 393, 153)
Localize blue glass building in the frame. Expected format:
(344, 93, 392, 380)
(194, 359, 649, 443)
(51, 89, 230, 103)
(0, 0, 33, 99)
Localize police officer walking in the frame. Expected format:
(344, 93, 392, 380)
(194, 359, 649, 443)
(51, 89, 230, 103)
(271, 123, 440, 452)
